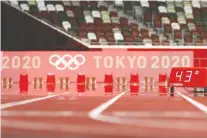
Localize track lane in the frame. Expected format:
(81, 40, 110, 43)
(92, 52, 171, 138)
(96, 92, 207, 138)
(1, 95, 45, 104)
(2, 94, 121, 138)
(191, 97, 207, 105)
(2, 90, 207, 138)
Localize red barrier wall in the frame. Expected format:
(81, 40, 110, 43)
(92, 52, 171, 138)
(1, 50, 194, 83)
(127, 49, 207, 67)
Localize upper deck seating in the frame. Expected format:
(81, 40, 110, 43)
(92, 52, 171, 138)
(8, 0, 207, 46)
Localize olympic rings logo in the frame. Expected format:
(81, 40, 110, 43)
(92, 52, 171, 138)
(49, 54, 85, 70)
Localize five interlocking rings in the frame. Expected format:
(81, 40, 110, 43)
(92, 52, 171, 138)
(49, 54, 85, 70)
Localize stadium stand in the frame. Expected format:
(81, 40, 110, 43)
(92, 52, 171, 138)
(2, 1, 88, 51)
(5, 0, 207, 46)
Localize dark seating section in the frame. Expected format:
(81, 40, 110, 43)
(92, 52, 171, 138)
(2, 1, 88, 51)
(8, 0, 207, 46)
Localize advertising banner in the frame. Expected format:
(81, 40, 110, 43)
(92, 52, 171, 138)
(1, 50, 193, 83)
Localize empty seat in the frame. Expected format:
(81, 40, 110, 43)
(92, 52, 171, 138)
(87, 32, 97, 41)
(55, 4, 64, 12)
(114, 32, 124, 41)
(99, 38, 108, 45)
(47, 4, 56, 12)
(20, 3, 30, 11)
(62, 21, 71, 31)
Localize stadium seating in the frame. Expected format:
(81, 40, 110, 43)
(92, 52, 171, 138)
(7, 0, 207, 46)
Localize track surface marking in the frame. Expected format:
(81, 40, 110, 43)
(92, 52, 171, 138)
(1, 92, 71, 109)
(2, 88, 207, 138)
(177, 91, 207, 114)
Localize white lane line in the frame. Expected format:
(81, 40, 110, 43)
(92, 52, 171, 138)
(88, 91, 126, 118)
(88, 91, 207, 131)
(1, 110, 81, 117)
(1, 92, 70, 110)
(2, 119, 207, 137)
(1, 119, 155, 137)
(1, 119, 126, 136)
(176, 91, 207, 114)
(95, 114, 207, 131)
(112, 111, 207, 118)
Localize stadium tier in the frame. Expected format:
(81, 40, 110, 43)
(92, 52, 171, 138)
(6, 0, 207, 46)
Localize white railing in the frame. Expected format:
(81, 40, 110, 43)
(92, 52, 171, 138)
(86, 45, 207, 49)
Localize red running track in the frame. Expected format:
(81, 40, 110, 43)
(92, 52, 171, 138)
(1, 86, 207, 138)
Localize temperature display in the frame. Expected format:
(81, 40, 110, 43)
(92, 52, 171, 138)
(169, 67, 207, 87)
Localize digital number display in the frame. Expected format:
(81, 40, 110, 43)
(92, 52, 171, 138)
(176, 70, 193, 83)
(169, 67, 207, 87)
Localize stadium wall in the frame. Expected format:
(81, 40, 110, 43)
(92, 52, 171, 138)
(127, 49, 207, 68)
(1, 50, 195, 84)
